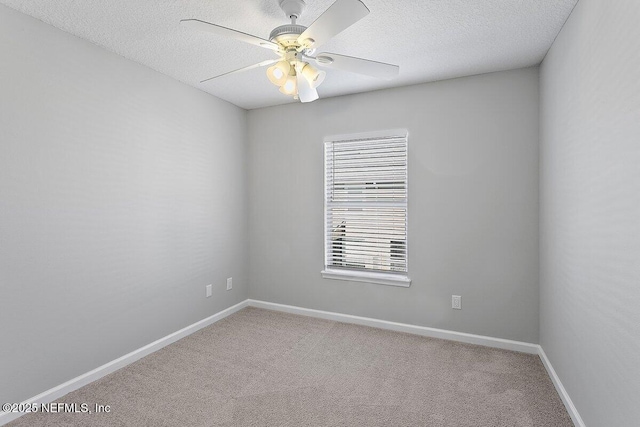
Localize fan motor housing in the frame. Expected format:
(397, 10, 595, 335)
(269, 24, 307, 48)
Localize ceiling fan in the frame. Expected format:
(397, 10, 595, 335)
(181, 0, 399, 103)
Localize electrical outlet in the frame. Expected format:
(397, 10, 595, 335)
(206, 284, 212, 298)
(226, 277, 232, 291)
(452, 295, 461, 310)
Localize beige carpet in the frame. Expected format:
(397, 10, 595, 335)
(9, 307, 573, 426)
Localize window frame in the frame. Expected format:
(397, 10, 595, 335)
(321, 129, 410, 288)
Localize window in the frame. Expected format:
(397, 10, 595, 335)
(322, 130, 410, 287)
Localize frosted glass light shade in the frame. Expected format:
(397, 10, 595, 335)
(267, 61, 290, 86)
(301, 64, 326, 89)
(279, 75, 297, 95)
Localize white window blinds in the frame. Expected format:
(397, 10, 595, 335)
(324, 131, 408, 277)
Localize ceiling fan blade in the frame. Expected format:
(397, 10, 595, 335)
(313, 52, 399, 80)
(296, 73, 319, 103)
(297, 0, 369, 49)
(200, 59, 278, 83)
(181, 19, 279, 51)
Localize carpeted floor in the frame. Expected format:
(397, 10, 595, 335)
(9, 307, 573, 426)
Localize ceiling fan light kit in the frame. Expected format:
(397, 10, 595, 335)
(181, 0, 399, 103)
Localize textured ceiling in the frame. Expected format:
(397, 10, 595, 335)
(1, 0, 577, 109)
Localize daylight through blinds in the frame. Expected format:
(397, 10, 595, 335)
(325, 133, 408, 274)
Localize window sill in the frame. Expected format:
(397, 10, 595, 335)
(321, 269, 411, 288)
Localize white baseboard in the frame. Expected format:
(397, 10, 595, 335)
(538, 347, 586, 427)
(247, 299, 539, 354)
(0, 299, 248, 427)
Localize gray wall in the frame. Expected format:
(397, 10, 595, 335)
(0, 5, 248, 404)
(248, 67, 540, 344)
(539, 1, 640, 425)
